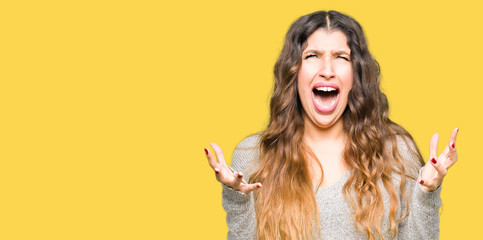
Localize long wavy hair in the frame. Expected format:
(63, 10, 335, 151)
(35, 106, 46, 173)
(249, 10, 425, 240)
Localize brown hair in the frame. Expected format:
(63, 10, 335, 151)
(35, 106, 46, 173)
(249, 10, 424, 239)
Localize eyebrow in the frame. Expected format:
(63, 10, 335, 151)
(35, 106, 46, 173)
(303, 49, 350, 55)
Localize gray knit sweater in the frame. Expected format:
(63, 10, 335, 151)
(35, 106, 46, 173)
(222, 134, 441, 240)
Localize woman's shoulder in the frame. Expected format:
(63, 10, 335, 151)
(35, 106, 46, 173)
(235, 133, 261, 150)
(231, 133, 262, 179)
(393, 134, 424, 178)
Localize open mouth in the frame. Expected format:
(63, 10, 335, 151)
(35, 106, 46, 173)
(312, 85, 339, 113)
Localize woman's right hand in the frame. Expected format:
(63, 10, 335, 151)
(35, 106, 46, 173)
(205, 142, 262, 194)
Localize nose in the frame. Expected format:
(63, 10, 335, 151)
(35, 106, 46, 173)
(317, 59, 335, 80)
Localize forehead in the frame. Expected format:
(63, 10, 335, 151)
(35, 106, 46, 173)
(304, 29, 350, 52)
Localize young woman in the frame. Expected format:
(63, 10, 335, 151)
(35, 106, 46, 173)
(205, 10, 458, 240)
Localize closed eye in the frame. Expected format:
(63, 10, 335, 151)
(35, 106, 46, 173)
(304, 54, 317, 59)
(336, 56, 350, 61)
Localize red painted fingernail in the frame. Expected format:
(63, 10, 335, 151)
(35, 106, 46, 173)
(204, 148, 208, 155)
(431, 158, 437, 164)
(237, 173, 243, 178)
(257, 184, 262, 188)
(451, 142, 455, 148)
(214, 168, 220, 174)
(457, 128, 459, 132)
(419, 180, 424, 184)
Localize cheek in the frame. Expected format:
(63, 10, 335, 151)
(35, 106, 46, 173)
(298, 63, 318, 83)
(297, 66, 312, 95)
(337, 65, 354, 90)
(345, 74, 354, 91)
(296, 80, 311, 102)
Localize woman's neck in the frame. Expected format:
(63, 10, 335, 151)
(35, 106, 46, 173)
(302, 117, 350, 187)
(303, 118, 346, 145)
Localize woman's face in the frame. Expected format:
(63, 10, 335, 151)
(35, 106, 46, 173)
(297, 29, 354, 129)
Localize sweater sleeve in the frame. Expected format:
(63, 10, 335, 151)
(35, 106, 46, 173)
(222, 134, 259, 240)
(397, 138, 442, 240)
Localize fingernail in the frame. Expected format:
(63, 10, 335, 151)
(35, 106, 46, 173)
(419, 180, 424, 184)
(204, 148, 208, 155)
(214, 168, 220, 174)
(457, 128, 459, 132)
(257, 183, 262, 188)
(431, 158, 437, 164)
(237, 173, 243, 178)
(451, 142, 455, 148)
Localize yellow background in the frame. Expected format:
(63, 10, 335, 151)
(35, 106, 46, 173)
(1, 0, 481, 239)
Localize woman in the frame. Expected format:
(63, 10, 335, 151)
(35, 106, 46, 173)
(205, 10, 458, 240)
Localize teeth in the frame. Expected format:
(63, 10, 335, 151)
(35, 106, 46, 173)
(315, 86, 337, 92)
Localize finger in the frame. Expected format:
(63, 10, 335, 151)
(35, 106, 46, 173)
(419, 158, 445, 192)
(429, 133, 440, 159)
(442, 127, 459, 153)
(239, 182, 262, 194)
(213, 165, 237, 184)
(420, 159, 436, 186)
(233, 172, 244, 188)
(210, 142, 227, 166)
(441, 128, 459, 169)
(204, 148, 220, 170)
(448, 127, 459, 149)
(419, 157, 446, 191)
(429, 157, 447, 179)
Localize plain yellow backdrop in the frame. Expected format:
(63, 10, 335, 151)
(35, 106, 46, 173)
(1, 0, 481, 239)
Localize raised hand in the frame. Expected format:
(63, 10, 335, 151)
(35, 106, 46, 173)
(205, 142, 262, 194)
(419, 128, 459, 192)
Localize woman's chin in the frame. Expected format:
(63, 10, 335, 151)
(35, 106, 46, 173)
(306, 114, 343, 130)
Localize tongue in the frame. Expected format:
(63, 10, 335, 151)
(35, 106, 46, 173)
(315, 92, 335, 107)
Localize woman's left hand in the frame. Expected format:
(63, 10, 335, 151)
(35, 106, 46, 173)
(419, 128, 459, 192)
